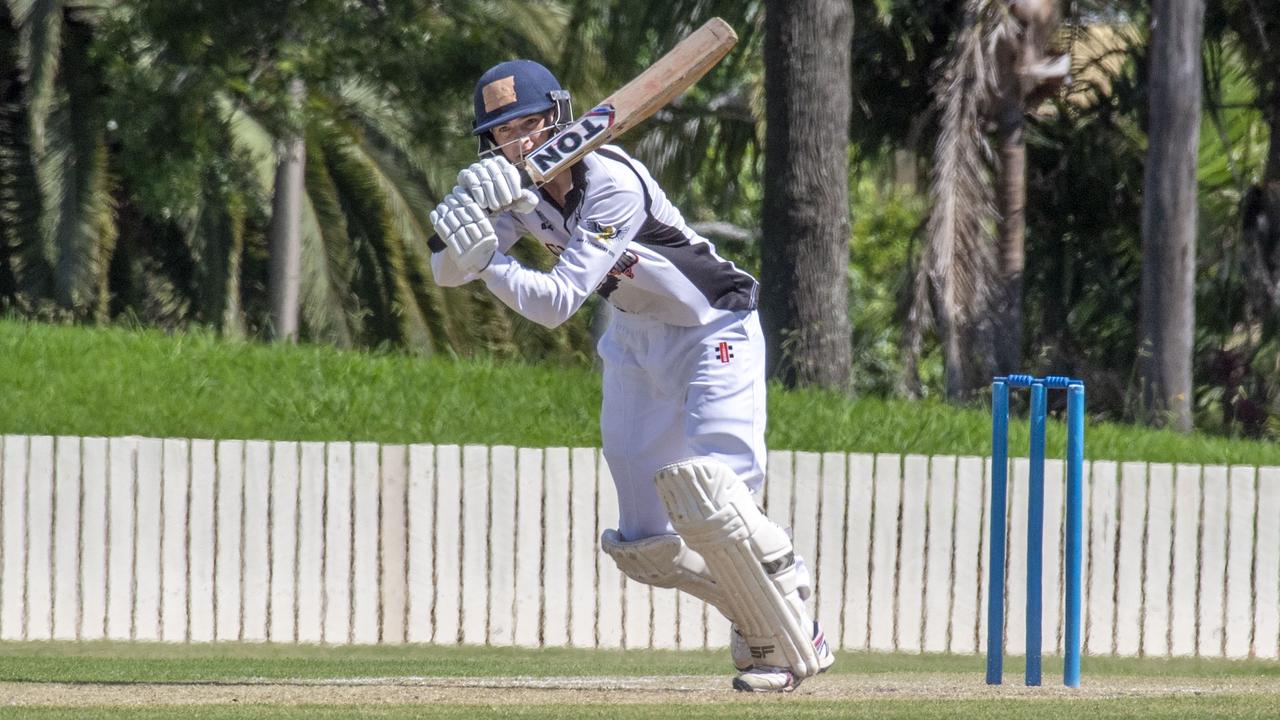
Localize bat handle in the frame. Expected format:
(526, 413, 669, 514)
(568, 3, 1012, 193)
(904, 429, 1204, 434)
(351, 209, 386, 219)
(518, 164, 537, 189)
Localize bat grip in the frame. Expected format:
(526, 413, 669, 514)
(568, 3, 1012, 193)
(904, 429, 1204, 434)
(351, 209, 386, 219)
(518, 164, 538, 189)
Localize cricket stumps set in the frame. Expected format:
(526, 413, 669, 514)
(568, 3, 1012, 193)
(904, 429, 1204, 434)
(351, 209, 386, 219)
(986, 374, 1086, 688)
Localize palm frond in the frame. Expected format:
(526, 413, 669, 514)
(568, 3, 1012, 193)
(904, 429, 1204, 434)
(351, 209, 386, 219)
(181, 172, 251, 332)
(560, 0, 761, 92)
(332, 79, 462, 201)
(442, 0, 570, 65)
(631, 84, 760, 219)
(300, 137, 359, 348)
(16, 0, 63, 159)
(221, 94, 280, 191)
(342, 114, 457, 351)
(0, 0, 51, 306)
(51, 10, 111, 314)
(204, 95, 289, 336)
(922, 0, 999, 326)
(219, 193, 247, 338)
(335, 79, 576, 356)
(319, 122, 433, 351)
(230, 87, 361, 346)
(556, 2, 764, 227)
(86, 139, 115, 321)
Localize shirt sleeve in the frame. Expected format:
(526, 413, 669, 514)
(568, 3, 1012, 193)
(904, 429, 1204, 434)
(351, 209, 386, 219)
(429, 212, 524, 287)
(478, 171, 644, 329)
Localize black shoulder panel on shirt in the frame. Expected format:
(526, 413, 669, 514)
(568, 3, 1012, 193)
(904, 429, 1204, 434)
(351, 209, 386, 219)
(594, 148, 757, 312)
(640, 219, 758, 312)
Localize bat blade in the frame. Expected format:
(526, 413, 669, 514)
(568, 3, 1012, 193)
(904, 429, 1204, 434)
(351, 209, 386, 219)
(524, 17, 738, 184)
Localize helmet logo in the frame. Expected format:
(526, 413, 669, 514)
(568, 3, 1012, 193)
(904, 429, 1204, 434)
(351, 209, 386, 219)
(482, 75, 518, 112)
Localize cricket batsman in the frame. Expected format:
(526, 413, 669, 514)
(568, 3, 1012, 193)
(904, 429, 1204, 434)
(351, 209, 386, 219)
(428, 59, 834, 692)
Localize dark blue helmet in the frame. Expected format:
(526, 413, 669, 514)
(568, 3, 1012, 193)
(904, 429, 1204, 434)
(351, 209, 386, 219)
(472, 60, 572, 151)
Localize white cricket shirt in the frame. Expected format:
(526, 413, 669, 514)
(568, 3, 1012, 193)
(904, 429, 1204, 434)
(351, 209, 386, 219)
(430, 145, 758, 328)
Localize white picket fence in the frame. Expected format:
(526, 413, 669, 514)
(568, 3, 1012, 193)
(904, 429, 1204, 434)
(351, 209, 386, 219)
(0, 435, 1277, 659)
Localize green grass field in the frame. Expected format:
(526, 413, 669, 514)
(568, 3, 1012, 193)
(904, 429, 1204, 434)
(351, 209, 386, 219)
(3, 319, 1277, 465)
(1, 642, 1278, 719)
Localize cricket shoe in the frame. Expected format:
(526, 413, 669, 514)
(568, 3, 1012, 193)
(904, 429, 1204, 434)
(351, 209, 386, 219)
(730, 621, 835, 692)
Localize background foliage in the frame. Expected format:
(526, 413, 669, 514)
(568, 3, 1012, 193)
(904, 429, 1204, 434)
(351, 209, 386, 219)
(2, 0, 1279, 438)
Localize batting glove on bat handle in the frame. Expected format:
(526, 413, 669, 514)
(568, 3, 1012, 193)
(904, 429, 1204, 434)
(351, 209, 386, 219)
(429, 189, 497, 274)
(458, 157, 540, 214)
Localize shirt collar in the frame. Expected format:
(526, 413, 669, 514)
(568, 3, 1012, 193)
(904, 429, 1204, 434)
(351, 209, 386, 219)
(539, 160, 589, 221)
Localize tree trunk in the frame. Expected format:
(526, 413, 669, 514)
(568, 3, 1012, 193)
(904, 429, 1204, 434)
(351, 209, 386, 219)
(760, 0, 853, 388)
(269, 77, 306, 343)
(223, 200, 247, 339)
(993, 101, 1026, 376)
(1138, 0, 1205, 432)
(991, 0, 1064, 377)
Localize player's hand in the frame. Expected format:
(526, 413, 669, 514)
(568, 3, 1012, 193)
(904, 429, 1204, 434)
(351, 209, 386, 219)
(458, 157, 540, 214)
(429, 189, 498, 274)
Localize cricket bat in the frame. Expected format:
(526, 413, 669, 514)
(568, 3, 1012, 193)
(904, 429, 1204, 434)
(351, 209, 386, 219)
(430, 18, 737, 253)
(523, 17, 738, 184)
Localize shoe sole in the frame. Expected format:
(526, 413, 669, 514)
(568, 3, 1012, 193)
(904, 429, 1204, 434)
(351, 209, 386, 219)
(731, 676, 797, 693)
(731, 655, 833, 693)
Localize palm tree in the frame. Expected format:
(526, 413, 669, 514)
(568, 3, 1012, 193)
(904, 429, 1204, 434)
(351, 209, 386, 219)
(558, 1, 763, 226)
(1, 0, 600, 360)
(268, 76, 305, 343)
(759, 0, 854, 388)
(989, 0, 1069, 376)
(0, 1, 44, 308)
(1, 0, 114, 319)
(1215, 2, 1280, 323)
(905, 0, 1068, 399)
(1137, 0, 1206, 431)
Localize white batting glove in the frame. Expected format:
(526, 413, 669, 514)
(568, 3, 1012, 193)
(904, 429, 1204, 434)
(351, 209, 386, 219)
(429, 189, 498, 274)
(458, 157, 540, 214)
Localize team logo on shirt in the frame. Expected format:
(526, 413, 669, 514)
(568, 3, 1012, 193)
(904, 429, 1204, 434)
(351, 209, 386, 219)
(717, 342, 734, 364)
(582, 220, 626, 251)
(587, 220, 618, 238)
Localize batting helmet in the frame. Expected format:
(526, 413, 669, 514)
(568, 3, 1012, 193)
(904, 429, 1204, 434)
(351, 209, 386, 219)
(472, 60, 572, 154)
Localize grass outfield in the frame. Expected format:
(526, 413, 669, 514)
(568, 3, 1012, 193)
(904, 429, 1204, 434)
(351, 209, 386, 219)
(2, 319, 1278, 465)
(0, 642, 1278, 719)
(5, 700, 1280, 720)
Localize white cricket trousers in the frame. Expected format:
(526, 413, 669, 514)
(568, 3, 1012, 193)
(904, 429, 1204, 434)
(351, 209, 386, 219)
(598, 308, 768, 540)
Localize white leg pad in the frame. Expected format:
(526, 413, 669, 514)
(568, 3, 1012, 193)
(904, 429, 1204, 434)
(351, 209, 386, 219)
(654, 457, 821, 677)
(600, 529, 732, 617)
